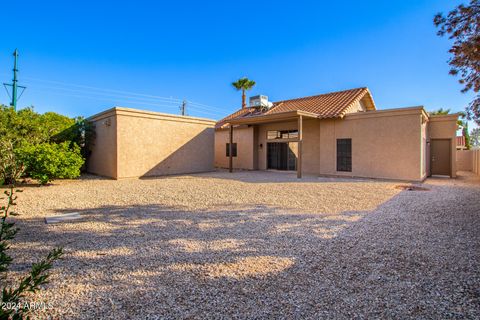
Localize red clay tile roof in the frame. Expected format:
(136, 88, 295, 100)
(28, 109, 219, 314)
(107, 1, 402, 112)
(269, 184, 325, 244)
(216, 87, 375, 128)
(215, 107, 256, 129)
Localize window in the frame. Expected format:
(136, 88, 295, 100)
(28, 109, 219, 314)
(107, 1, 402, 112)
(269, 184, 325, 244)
(226, 143, 237, 157)
(267, 130, 299, 140)
(337, 139, 352, 172)
(267, 131, 280, 139)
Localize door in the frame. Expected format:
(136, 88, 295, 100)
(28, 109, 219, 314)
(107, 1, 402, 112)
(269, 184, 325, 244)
(430, 139, 451, 176)
(267, 142, 296, 170)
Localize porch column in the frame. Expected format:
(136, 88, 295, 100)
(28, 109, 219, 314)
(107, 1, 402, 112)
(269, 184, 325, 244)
(229, 125, 233, 173)
(297, 115, 303, 178)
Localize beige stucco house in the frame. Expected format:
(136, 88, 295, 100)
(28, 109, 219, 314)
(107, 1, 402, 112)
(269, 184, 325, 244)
(215, 88, 458, 181)
(87, 107, 215, 179)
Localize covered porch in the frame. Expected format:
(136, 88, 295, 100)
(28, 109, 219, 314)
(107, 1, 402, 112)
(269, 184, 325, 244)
(227, 110, 319, 178)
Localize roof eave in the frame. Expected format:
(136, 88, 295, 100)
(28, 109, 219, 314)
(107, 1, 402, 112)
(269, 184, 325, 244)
(228, 110, 319, 126)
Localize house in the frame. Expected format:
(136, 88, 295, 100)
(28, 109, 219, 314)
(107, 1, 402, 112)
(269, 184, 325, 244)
(215, 88, 458, 181)
(87, 107, 216, 179)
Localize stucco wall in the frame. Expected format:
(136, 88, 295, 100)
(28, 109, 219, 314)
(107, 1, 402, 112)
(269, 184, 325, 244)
(88, 108, 215, 179)
(428, 115, 458, 177)
(214, 126, 255, 169)
(457, 150, 473, 172)
(421, 120, 428, 179)
(257, 121, 298, 170)
(319, 110, 424, 181)
(87, 110, 118, 179)
(473, 149, 480, 175)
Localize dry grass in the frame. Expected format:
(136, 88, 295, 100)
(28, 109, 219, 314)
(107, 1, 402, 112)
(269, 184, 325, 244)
(6, 170, 480, 319)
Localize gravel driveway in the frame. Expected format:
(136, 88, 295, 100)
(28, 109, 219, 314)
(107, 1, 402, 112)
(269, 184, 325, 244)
(8, 171, 480, 319)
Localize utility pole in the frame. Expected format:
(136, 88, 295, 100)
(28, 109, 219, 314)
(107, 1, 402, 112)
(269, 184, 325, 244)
(3, 49, 26, 111)
(180, 99, 187, 116)
(11, 49, 19, 110)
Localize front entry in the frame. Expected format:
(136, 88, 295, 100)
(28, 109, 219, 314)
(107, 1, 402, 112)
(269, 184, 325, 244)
(430, 139, 451, 176)
(267, 142, 297, 171)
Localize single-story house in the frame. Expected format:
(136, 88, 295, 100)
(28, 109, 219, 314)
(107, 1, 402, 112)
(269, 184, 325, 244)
(87, 107, 216, 179)
(215, 87, 458, 181)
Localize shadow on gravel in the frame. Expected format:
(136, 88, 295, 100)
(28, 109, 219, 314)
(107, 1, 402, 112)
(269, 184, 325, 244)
(10, 179, 480, 319)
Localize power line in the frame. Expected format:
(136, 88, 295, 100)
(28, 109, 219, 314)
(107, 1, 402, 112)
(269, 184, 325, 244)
(27, 88, 222, 117)
(23, 82, 228, 115)
(187, 99, 226, 112)
(22, 75, 228, 113)
(23, 76, 182, 102)
(23, 83, 182, 105)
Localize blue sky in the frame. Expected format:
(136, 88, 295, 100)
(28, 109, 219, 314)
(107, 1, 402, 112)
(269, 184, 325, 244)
(0, 0, 476, 128)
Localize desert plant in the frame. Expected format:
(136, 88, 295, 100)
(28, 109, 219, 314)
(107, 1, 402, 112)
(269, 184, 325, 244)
(0, 172, 63, 319)
(16, 142, 84, 185)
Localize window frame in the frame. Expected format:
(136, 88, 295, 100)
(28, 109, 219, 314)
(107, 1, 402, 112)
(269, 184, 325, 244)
(336, 138, 352, 172)
(266, 130, 299, 140)
(226, 143, 237, 157)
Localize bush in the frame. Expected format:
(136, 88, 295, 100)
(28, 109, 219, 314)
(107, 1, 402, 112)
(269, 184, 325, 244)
(51, 117, 95, 162)
(0, 106, 75, 146)
(0, 106, 91, 185)
(0, 183, 63, 319)
(0, 141, 24, 186)
(16, 142, 84, 185)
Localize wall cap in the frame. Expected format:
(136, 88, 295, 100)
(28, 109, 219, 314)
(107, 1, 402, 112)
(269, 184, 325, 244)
(88, 107, 216, 125)
(428, 114, 459, 121)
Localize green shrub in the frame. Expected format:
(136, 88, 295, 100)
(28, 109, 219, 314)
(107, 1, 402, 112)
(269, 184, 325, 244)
(51, 117, 95, 162)
(0, 182, 63, 319)
(0, 106, 75, 146)
(0, 141, 24, 186)
(16, 142, 84, 185)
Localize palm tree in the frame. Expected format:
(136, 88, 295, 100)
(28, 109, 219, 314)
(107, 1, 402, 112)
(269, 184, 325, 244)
(232, 77, 256, 109)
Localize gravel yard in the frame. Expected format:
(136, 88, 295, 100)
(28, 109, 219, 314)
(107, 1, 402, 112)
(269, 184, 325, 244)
(7, 170, 480, 319)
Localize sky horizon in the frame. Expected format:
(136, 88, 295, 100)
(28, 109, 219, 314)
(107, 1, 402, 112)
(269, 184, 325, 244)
(0, 0, 477, 128)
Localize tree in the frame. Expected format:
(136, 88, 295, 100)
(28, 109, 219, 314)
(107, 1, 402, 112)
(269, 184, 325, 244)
(0, 105, 75, 146)
(232, 77, 256, 109)
(434, 1, 480, 125)
(471, 127, 480, 146)
(461, 120, 472, 149)
(429, 108, 451, 115)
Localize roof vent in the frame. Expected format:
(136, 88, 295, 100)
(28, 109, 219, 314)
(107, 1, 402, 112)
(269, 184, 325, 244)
(249, 95, 273, 109)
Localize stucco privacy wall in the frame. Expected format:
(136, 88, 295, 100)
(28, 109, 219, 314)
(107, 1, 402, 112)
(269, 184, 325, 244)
(320, 108, 425, 181)
(457, 150, 473, 172)
(88, 108, 216, 179)
(429, 115, 457, 178)
(87, 110, 118, 178)
(473, 149, 480, 175)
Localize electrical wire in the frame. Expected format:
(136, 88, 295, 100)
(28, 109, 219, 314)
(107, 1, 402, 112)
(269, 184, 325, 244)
(27, 88, 222, 118)
(23, 76, 183, 102)
(22, 76, 230, 113)
(23, 83, 182, 105)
